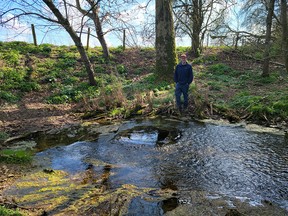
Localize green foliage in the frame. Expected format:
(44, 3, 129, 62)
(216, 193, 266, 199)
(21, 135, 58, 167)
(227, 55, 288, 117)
(1, 50, 20, 66)
(0, 131, 9, 142)
(208, 63, 235, 76)
(0, 66, 40, 101)
(250, 104, 274, 117)
(0, 67, 25, 83)
(55, 52, 77, 69)
(0, 149, 32, 164)
(94, 65, 105, 73)
(207, 81, 222, 91)
(123, 73, 170, 99)
(228, 90, 288, 119)
(97, 82, 125, 109)
(0, 206, 22, 216)
(47, 85, 83, 104)
(229, 92, 263, 109)
(0, 41, 35, 54)
(47, 95, 69, 104)
(36, 59, 56, 71)
(176, 47, 191, 53)
(193, 54, 218, 65)
(19, 81, 41, 92)
(110, 46, 125, 54)
(63, 76, 80, 85)
(117, 64, 127, 74)
(47, 81, 101, 104)
(254, 72, 279, 84)
(38, 44, 53, 56)
(0, 42, 286, 123)
(271, 95, 288, 117)
(152, 89, 174, 107)
(0, 90, 19, 102)
(109, 107, 126, 117)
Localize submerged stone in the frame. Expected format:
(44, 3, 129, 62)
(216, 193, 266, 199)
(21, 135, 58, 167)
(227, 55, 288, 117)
(114, 126, 181, 146)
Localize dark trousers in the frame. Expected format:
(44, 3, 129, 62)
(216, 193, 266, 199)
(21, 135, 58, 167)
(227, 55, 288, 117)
(175, 83, 189, 109)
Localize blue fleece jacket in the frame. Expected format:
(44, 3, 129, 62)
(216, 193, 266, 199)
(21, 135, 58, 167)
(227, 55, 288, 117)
(174, 62, 193, 85)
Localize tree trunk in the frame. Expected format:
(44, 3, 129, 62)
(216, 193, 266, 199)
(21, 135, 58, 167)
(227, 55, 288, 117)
(43, 0, 96, 86)
(77, 0, 110, 61)
(192, 0, 203, 57)
(281, 0, 288, 73)
(155, 0, 177, 81)
(262, 0, 275, 77)
(91, 4, 110, 60)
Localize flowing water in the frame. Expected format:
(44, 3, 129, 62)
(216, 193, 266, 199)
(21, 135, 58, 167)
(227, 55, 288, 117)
(4, 117, 288, 215)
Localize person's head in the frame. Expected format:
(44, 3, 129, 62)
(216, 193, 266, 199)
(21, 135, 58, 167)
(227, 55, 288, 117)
(180, 54, 187, 64)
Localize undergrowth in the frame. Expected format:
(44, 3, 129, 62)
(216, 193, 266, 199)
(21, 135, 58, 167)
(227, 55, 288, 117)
(0, 41, 287, 123)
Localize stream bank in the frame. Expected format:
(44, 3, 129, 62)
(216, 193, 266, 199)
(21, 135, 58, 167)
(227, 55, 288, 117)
(1, 116, 288, 215)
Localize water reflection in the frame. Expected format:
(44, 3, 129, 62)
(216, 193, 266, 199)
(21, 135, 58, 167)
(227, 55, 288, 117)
(33, 117, 288, 212)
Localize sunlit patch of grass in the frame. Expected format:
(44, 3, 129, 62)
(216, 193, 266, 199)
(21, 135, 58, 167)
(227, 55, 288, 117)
(0, 149, 32, 164)
(0, 206, 22, 216)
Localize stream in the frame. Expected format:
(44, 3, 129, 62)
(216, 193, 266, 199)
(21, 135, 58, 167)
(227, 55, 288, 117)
(4, 117, 288, 215)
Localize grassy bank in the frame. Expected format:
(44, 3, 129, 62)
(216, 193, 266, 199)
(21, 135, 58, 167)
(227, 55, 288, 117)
(0, 41, 287, 130)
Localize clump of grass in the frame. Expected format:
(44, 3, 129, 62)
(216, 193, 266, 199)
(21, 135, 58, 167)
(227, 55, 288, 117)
(0, 206, 22, 216)
(0, 149, 32, 164)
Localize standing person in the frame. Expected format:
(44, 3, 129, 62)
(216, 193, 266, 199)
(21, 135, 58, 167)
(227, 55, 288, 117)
(174, 53, 194, 112)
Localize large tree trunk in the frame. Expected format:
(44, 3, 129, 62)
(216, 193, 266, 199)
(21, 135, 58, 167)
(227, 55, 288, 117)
(262, 0, 275, 77)
(43, 0, 96, 86)
(281, 0, 288, 73)
(155, 0, 177, 81)
(192, 0, 203, 57)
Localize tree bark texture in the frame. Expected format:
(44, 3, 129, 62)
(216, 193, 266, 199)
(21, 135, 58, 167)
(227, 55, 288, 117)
(43, 0, 96, 86)
(281, 0, 288, 73)
(262, 0, 275, 77)
(192, 0, 203, 57)
(155, 0, 177, 81)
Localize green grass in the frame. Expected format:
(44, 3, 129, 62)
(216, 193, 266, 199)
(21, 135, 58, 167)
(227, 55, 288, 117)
(0, 149, 32, 164)
(0, 206, 22, 216)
